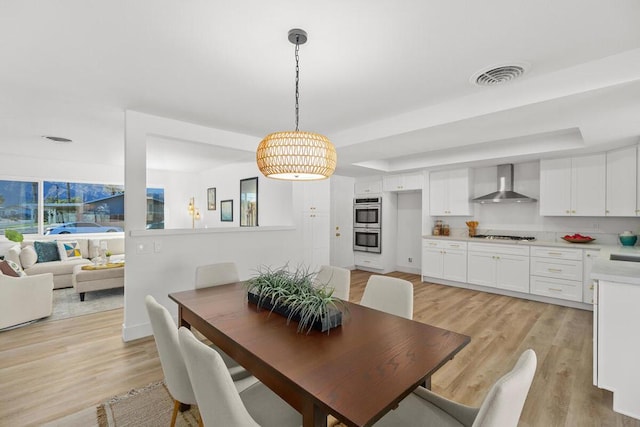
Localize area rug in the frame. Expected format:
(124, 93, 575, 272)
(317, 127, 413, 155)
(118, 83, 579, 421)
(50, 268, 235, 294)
(45, 379, 347, 427)
(43, 380, 199, 427)
(40, 287, 124, 323)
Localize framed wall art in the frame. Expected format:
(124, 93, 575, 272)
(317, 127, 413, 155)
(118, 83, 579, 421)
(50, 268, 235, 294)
(207, 187, 216, 210)
(240, 177, 258, 227)
(220, 199, 233, 222)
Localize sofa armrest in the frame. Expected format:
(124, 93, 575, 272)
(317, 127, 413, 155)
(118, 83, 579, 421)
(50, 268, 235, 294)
(0, 273, 54, 329)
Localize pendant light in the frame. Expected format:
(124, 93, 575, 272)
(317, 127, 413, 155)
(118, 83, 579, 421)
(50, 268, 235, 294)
(257, 29, 337, 181)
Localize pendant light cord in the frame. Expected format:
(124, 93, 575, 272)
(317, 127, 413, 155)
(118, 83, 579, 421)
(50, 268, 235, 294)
(294, 37, 300, 132)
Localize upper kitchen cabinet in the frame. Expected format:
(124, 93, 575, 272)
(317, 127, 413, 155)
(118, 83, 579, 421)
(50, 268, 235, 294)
(606, 145, 638, 216)
(429, 168, 474, 216)
(382, 173, 423, 192)
(354, 178, 382, 196)
(540, 154, 605, 216)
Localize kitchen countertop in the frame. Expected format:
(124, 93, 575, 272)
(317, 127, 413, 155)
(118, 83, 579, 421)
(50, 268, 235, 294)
(422, 234, 612, 249)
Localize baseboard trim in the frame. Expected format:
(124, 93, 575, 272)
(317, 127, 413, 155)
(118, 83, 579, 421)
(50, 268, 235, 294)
(122, 320, 153, 342)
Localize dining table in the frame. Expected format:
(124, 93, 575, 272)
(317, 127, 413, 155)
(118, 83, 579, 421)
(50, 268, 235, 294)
(169, 282, 470, 427)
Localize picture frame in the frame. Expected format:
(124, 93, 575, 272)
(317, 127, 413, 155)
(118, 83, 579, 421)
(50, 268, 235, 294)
(240, 177, 258, 227)
(207, 187, 216, 210)
(220, 199, 233, 222)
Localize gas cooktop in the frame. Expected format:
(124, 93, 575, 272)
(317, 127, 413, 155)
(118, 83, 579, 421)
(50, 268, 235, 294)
(472, 234, 536, 241)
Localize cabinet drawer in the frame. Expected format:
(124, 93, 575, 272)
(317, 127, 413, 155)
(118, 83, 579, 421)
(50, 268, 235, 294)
(423, 239, 467, 250)
(530, 276, 582, 302)
(354, 252, 383, 269)
(530, 246, 582, 260)
(531, 258, 583, 281)
(468, 242, 529, 256)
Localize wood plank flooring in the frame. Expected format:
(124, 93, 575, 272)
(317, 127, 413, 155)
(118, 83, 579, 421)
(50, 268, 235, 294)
(1, 270, 638, 426)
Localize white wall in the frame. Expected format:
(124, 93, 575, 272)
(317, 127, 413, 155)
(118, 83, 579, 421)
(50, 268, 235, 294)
(123, 111, 306, 341)
(396, 192, 422, 273)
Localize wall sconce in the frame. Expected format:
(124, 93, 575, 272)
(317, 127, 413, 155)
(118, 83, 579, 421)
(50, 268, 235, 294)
(188, 197, 200, 229)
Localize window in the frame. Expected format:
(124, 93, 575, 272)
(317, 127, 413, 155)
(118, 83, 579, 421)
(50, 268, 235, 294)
(0, 180, 164, 235)
(0, 180, 38, 235)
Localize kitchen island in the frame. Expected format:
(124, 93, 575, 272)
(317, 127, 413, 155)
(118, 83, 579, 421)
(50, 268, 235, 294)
(591, 255, 640, 421)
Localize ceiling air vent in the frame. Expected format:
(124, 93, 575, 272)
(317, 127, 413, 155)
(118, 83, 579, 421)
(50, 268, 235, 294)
(471, 63, 527, 87)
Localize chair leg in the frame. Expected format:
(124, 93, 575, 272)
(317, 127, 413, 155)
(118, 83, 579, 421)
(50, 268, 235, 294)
(170, 399, 180, 427)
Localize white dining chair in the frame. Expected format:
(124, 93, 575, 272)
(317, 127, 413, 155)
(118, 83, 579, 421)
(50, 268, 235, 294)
(178, 327, 302, 427)
(195, 262, 240, 288)
(375, 349, 537, 427)
(314, 265, 351, 301)
(194, 262, 251, 381)
(360, 275, 414, 319)
(145, 295, 199, 427)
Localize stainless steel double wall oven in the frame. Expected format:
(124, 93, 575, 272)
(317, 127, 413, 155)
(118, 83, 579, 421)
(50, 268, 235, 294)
(353, 197, 382, 253)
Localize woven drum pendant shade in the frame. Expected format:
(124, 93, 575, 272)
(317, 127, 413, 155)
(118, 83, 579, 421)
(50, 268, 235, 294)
(257, 130, 337, 180)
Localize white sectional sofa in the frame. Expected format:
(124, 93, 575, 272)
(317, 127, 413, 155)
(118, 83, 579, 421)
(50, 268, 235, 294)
(5, 236, 124, 289)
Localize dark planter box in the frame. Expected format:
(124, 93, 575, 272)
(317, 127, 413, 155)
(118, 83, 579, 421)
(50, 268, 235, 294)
(247, 291, 342, 332)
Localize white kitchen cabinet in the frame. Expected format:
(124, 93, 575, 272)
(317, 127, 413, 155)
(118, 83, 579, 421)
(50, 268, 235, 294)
(354, 251, 383, 270)
(467, 243, 530, 293)
(383, 173, 423, 192)
(540, 154, 606, 216)
(429, 168, 473, 216)
(583, 250, 599, 304)
(354, 179, 382, 196)
(606, 146, 637, 217)
(530, 246, 583, 302)
(299, 180, 330, 269)
(421, 239, 467, 282)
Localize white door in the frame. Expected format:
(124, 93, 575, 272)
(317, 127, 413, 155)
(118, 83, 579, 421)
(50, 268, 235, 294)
(330, 176, 355, 268)
(422, 246, 443, 278)
(606, 146, 637, 216)
(467, 252, 496, 287)
(496, 254, 529, 293)
(443, 249, 467, 282)
(572, 153, 606, 216)
(540, 157, 572, 216)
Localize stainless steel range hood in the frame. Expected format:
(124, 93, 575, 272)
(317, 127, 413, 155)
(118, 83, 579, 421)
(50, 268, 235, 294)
(472, 164, 537, 204)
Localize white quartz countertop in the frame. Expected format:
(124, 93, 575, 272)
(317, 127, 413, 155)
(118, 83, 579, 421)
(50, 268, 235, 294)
(421, 235, 611, 249)
(592, 258, 640, 285)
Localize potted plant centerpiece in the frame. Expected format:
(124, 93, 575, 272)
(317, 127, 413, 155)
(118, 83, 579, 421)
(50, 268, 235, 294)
(246, 265, 346, 333)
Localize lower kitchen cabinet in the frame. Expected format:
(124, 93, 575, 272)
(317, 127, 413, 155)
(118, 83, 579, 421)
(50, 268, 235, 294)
(354, 251, 383, 270)
(422, 239, 467, 282)
(467, 243, 530, 293)
(530, 246, 583, 303)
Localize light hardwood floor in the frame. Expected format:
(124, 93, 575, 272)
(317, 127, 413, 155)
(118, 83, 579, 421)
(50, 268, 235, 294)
(1, 270, 638, 426)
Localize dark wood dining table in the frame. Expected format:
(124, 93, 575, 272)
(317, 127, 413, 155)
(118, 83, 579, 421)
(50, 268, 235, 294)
(169, 282, 470, 427)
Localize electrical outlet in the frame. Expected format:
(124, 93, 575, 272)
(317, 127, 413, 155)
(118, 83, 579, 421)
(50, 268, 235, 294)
(408, 257, 413, 263)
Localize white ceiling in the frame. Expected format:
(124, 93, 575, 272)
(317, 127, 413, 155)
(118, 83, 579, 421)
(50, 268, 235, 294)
(1, 0, 640, 175)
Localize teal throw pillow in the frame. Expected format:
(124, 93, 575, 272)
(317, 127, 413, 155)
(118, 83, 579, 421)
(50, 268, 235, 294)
(34, 241, 60, 263)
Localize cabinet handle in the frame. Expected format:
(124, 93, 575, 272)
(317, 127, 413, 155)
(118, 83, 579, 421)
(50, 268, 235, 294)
(548, 268, 563, 273)
(548, 288, 563, 292)
(450, 244, 460, 248)
(571, 210, 576, 214)
(606, 210, 610, 214)
(565, 210, 570, 214)
(586, 254, 591, 257)
(336, 233, 341, 237)
(589, 284, 594, 290)
(547, 252, 563, 256)
(429, 243, 438, 246)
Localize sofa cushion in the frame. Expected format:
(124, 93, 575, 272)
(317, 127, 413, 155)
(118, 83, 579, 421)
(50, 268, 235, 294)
(19, 245, 38, 269)
(0, 260, 20, 277)
(34, 241, 60, 263)
(25, 258, 90, 276)
(6, 245, 21, 267)
(58, 240, 82, 261)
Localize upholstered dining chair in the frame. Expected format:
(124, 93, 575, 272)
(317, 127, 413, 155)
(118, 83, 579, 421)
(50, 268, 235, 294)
(360, 275, 414, 319)
(375, 349, 537, 427)
(194, 262, 251, 381)
(178, 327, 302, 427)
(314, 265, 351, 301)
(145, 295, 198, 427)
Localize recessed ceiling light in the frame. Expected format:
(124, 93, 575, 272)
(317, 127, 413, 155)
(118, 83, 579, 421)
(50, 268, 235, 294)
(43, 136, 73, 144)
(470, 62, 529, 87)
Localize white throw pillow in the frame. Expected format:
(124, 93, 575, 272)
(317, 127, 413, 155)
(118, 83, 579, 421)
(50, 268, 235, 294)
(57, 240, 83, 261)
(19, 245, 38, 269)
